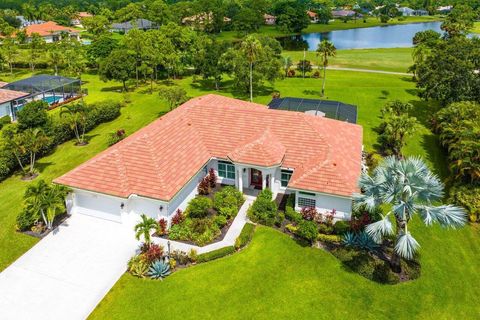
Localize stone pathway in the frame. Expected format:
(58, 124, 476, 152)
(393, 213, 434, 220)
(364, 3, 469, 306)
(153, 195, 255, 254)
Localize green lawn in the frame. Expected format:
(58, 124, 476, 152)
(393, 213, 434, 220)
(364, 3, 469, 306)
(90, 225, 480, 319)
(474, 22, 480, 33)
(0, 65, 446, 271)
(217, 16, 442, 41)
(284, 48, 413, 73)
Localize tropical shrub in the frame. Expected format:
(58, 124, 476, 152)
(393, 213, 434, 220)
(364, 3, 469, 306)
(171, 209, 185, 225)
(169, 220, 192, 240)
(197, 246, 235, 263)
(197, 177, 211, 195)
(171, 250, 189, 265)
(16, 100, 50, 130)
(169, 258, 176, 270)
(157, 218, 167, 235)
(188, 249, 198, 263)
(295, 220, 318, 244)
(107, 129, 126, 146)
(285, 223, 298, 233)
(448, 185, 480, 222)
(16, 208, 40, 231)
(0, 115, 11, 130)
(214, 215, 227, 228)
(134, 214, 158, 245)
(235, 223, 255, 249)
(207, 168, 216, 188)
(128, 255, 149, 278)
(285, 207, 302, 224)
(186, 197, 213, 218)
(148, 260, 171, 280)
(275, 211, 285, 227)
(247, 189, 277, 226)
(333, 220, 350, 234)
(214, 186, 244, 212)
(301, 207, 318, 221)
(317, 233, 342, 243)
(318, 223, 334, 235)
(342, 231, 379, 252)
(143, 244, 164, 263)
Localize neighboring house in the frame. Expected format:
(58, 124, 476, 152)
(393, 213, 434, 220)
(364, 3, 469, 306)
(437, 5, 452, 14)
(398, 7, 414, 16)
(182, 12, 231, 26)
(110, 19, 157, 33)
(71, 12, 93, 26)
(0, 83, 29, 120)
(306, 10, 319, 23)
(22, 21, 80, 43)
(55, 94, 363, 225)
(332, 10, 362, 18)
(413, 9, 429, 16)
(264, 14, 276, 25)
(1, 75, 83, 120)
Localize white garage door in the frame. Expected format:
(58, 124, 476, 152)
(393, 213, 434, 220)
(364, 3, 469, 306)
(74, 192, 123, 222)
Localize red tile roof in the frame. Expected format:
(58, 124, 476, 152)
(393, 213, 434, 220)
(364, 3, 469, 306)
(0, 81, 8, 88)
(24, 21, 79, 37)
(0, 88, 28, 104)
(55, 94, 363, 200)
(228, 129, 286, 167)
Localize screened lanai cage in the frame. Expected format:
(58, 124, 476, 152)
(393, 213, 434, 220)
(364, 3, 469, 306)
(268, 97, 357, 124)
(3, 75, 83, 119)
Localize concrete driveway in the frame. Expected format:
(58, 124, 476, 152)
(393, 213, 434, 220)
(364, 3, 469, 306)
(0, 214, 138, 320)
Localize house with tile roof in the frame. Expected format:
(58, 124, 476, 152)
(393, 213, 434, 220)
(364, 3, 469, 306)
(0, 82, 29, 120)
(22, 21, 80, 43)
(54, 94, 363, 224)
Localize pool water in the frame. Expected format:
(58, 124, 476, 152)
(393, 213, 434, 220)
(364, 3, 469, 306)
(42, 96, 62, 104)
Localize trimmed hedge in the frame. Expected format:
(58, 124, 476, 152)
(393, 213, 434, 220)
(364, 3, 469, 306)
(235, 223, 255, 249)
(197, 246, 235, 263)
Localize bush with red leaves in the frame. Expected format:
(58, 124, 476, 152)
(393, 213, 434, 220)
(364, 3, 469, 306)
(324, 209, 335, 226)
(350, 212, 371, 232)
(171, 209, 185, 225)
(197, 177, 210, 195)
(158, 218, 168, 235)
(301, 207, 318, 221)
(207, 168, 217, 188)
(144, 243, 164, 263)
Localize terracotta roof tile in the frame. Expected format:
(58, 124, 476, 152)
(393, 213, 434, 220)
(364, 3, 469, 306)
(55, 94, 363, 200)
(23, 21, 79, 37)
(0, 88, 29, 104)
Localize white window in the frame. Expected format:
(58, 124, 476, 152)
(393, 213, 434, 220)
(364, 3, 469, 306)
(218, 161, 235, 179)
(281, 170, 293, 187)
(298, 197, 316, 208)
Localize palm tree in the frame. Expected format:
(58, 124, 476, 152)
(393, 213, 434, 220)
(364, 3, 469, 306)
(282, 56, 292, 77)
(134, 214, 159, 245)
(24, 180, 49, 228)
(60, 103, 89, 145)
(316, 40, 336, 97)
(22, 128, 51, 176)
(241, 35, 263, 102)
(355, 156, 466, 272)
(25, 181, 68, 230)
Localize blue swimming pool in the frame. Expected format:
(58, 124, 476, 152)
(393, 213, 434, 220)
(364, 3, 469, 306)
(42, 96, 62, 104)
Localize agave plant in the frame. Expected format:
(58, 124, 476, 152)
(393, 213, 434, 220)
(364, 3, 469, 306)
(342, 231, 357, 247)
(354, 156, 467, 272)
(148, 260, 171, 280)
(356, 231, 379, 252)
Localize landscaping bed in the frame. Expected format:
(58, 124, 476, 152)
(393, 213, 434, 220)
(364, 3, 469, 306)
(154, 170, 245, 247)
(255, 192, 421, 284)
(21, 213, 71, 239)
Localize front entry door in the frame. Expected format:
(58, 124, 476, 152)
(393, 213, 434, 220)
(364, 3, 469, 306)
(251, 169, 263, 189)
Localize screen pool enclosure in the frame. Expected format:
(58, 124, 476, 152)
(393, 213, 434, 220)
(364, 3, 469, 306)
(268, 97, 357, 124)
(3, 75, 82, 118)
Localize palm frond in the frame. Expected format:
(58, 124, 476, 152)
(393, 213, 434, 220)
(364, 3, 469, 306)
(395, 232, 419, 260)
(417, 204, 467, 228)
(365, 214, 394, 243)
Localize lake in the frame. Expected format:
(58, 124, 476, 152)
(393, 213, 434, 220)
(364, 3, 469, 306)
(278, 21, 443, 50)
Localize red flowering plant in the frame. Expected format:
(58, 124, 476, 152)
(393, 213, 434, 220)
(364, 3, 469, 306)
(171, 209, 185, 225)
(157, 218, 168, 235)
(207, 168, 217, 188)
(301, 207, 318, 221)
(324, 209, 335, 226)
(197, 177, 210, 195)
(143, 243, 164, 263)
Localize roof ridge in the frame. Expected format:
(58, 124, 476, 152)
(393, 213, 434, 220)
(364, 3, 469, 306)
(111, 149, 130, 195)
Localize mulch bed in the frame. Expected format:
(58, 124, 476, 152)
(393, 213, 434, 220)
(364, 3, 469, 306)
(21, 213, 71, 239)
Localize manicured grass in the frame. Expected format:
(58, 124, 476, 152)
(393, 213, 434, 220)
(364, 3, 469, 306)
(284, 48, 413, 73)
(0, 66, 446, 271)
(90, 225, 480, 319)
(217, 16, 442, 41)
(474, 22, 480, 34)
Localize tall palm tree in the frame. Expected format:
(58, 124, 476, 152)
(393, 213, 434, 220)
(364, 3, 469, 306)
(355, 156, 466, 272)
(134, 214, 159, 245)
(241, 35, 263, 102)
(42, 184, 69, 229)
(316, 40, 336, 97)
(22, 128, 51, 176)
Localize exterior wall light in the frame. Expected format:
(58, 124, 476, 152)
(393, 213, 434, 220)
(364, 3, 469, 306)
(159, 205, 164, 212)
(120, 203, 125, 209)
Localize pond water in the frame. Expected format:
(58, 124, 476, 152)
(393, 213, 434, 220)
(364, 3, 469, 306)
(278, 21, 443, 50)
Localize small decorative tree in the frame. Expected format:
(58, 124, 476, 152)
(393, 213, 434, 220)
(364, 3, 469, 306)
(134, 214, 159, 246)
(207, 168, 217, 188)
(171, 209, 185, 225)
(197, 177, 211, 195)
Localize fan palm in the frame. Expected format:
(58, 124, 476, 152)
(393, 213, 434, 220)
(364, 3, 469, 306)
(316, 40, 336, 97)
(134, 214, 159, 245)
(354, 156, 466, 272)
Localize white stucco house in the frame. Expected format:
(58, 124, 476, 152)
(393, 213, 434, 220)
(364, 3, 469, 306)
(22, 21, 80, 43)
(55, 95, 363, 225)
